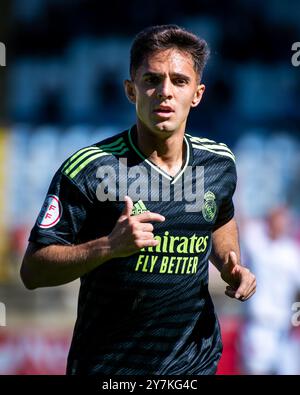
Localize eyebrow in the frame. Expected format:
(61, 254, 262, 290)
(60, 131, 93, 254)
(142, 72, 191, 81)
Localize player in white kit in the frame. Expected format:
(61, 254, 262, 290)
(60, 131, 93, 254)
(240, 206, 300, 374)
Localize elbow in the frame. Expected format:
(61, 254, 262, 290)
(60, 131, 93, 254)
(23, 281, 37, 291)
(20, 259, 38, 290)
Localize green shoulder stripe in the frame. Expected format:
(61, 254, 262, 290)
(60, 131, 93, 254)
(68, 151, 112, 179)
(62, 146, 99, 172)
(64, 147, 103, 176)
(67, 146, 129, 179)
(64, 146, 129, 179)
(98, 136, 124, 149)
(63, 137, 127, 175)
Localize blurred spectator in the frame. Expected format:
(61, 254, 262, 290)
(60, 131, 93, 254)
(240, 206, 300, 374)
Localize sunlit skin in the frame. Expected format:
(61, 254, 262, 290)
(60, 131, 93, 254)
(124, 49, 205, 176)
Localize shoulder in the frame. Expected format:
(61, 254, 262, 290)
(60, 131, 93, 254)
(61, 130, 128, 181)
(186, 133, 236, 164)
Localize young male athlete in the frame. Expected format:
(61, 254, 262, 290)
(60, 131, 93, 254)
(21, 25, 256, 375)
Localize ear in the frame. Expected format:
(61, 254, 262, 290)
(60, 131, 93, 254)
(124, 80, 136, 104)
(191, 84, 205, 108)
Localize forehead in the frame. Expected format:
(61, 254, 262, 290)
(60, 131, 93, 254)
(137, 48, 197, 77)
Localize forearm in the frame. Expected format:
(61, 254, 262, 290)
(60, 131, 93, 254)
(21, 237, 112, 289)
(209, 218, 241, 272)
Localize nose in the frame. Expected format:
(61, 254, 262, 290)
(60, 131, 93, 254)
(157, 78, 173, 100)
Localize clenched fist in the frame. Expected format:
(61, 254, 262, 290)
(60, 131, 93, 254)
(108, 196, 165, 258)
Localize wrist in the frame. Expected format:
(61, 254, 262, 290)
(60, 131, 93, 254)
(106, 234, 118, 260)
(81, 236, 115, 270)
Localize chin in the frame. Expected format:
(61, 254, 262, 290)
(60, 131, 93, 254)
(153, 121, 176, 133)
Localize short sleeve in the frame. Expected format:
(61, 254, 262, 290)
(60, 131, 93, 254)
(213, 159, 237, 230)
(29, 169, 92, 246)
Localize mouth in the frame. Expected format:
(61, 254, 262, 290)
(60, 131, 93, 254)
(153, 106, 175, 118)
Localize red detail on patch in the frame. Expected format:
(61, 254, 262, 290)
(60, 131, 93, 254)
(37, 195, 62, 229)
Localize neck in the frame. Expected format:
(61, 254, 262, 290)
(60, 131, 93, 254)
(134, 121, 186, 177)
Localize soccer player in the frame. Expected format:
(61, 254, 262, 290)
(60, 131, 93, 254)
(240, 206, 300, 374)
(20, 25, 256, 375)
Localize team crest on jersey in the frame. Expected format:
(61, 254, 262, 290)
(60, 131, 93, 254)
(37, 194, 62, 228)
(202, 191, 217, 222)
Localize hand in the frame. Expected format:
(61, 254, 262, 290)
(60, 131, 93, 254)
(108, 196, 165, 258)
(220, 251, 256, 301)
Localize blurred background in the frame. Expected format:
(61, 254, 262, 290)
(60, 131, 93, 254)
(0, 0, 300, 374)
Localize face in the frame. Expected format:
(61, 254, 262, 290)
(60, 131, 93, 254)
(267, 207, 290, 239)
(125, 49, 205, 136)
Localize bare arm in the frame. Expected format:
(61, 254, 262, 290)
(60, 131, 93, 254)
(21, 197, 164, 290)
(209, 217, 256, 301)
(210, 217, 241, 271)
(20, 237, 112, 289)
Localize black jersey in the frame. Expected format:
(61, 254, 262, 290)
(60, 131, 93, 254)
(29, 125, 237, 375)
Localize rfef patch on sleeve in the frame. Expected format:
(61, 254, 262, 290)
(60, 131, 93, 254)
(37, 194, 62, 229)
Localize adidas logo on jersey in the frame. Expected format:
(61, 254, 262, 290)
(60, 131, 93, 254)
(131, 200, 148, 216)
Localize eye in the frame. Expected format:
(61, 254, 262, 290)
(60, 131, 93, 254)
(144, 75, 160, 85)
(174, 78, 188, 86)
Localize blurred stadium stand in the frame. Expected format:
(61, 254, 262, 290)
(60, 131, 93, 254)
(0, 0, 300, 374)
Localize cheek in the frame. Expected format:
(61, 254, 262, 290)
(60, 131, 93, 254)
(178, 93, 194, 112)
(135, 96, 150, 119)
(136, 90, 153, 104)
(136, 90, 153, 110)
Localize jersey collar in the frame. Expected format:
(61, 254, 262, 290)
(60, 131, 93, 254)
(127, 125, 193, 184)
